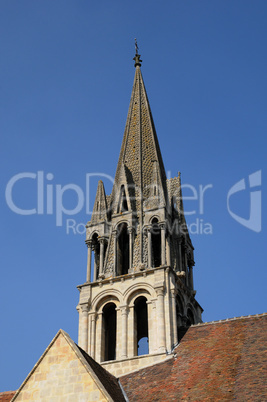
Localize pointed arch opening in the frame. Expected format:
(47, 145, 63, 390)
(92, 233, 100, 280)
(117, 223, 129, 276)
(151, 218, 161, 268)
(186, 308, 195, 327)
(176, 295, 187, 343)
(103, 302, 117, 361)
(117, 185, 128, 213)
(134, 296, 149, 356)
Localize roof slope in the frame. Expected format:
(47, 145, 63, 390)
(120, 314, 267, 401)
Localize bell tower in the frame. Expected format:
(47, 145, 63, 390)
(77, 46, 203, 376)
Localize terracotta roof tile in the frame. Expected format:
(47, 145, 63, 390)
(120, 314, 267, 401)
(0, 391, 16, 402)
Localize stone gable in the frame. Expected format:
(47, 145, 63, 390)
(11, 330, 125, 402)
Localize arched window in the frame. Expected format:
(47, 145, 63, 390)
(117, 223, 129, 275)
(134, 296, 149, 356)
(151, 218, 161, 267)
(92, 233, 100, 280)
(172, 196, 177, 211)
(103, 303, 117, 361)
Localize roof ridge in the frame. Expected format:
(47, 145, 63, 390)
(193, 312, 267, 327)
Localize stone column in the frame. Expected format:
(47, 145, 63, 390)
(80, 304, 89, 352)
(160, 223, 166, 266)
(165, 268, 171, 352)
(146, 300, 153, 354)
(147, 226, 152, 268)
(90, 312, 96, 359)
(170, 289, 178, 346)
(112, 230, 117, 276)
(99, 237, 105, 277)
(128, 228, 134, 271)
(93, 246, 97, 282)
(166, 235, 171, 266)
(150, 299, 157, 353)
(86, 240, 92, 282)
(95, 312, 103, 362)
(178, 238, 182, 271)
(184, 249, 188, 287)
(155, 287, 166, 352)
(128, 305, 135, 357)
(188, 262, 194, 290)
(120, 305, 128, 359)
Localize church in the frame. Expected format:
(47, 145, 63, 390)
(1, 48, 266, 402)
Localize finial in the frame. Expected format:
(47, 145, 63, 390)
(135, 38, 139, 55)
(133, 38, 142, 67)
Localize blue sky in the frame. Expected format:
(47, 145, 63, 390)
(1, 0, 266, 392)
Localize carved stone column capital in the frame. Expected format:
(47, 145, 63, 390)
(159, 221, 167, 230)
(127, 226, 135, 235)
(155, 286, 165, 297)
(143, 224, 152, 235)
(89, 311, 96, 320)
(99, 237, 106, 245)
(120, 305, 129, 315)
(85, 239, 93, 248)
(112, 229, 117, 237)
(80, 303, 89, 314)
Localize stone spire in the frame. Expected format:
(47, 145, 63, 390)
(111, 45, 167, 212)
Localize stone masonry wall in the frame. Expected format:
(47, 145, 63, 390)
(101, 352, 170, 378)
(13, 335, 108, 402)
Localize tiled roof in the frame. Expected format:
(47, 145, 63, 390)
(120, 313, 267, 401)
(0, 392, 16, 402)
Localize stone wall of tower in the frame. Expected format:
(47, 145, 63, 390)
(77, 266, 202, 376)
(78, 54, 203, 376)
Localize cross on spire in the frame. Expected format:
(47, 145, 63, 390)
(133, 38, 142, 67)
